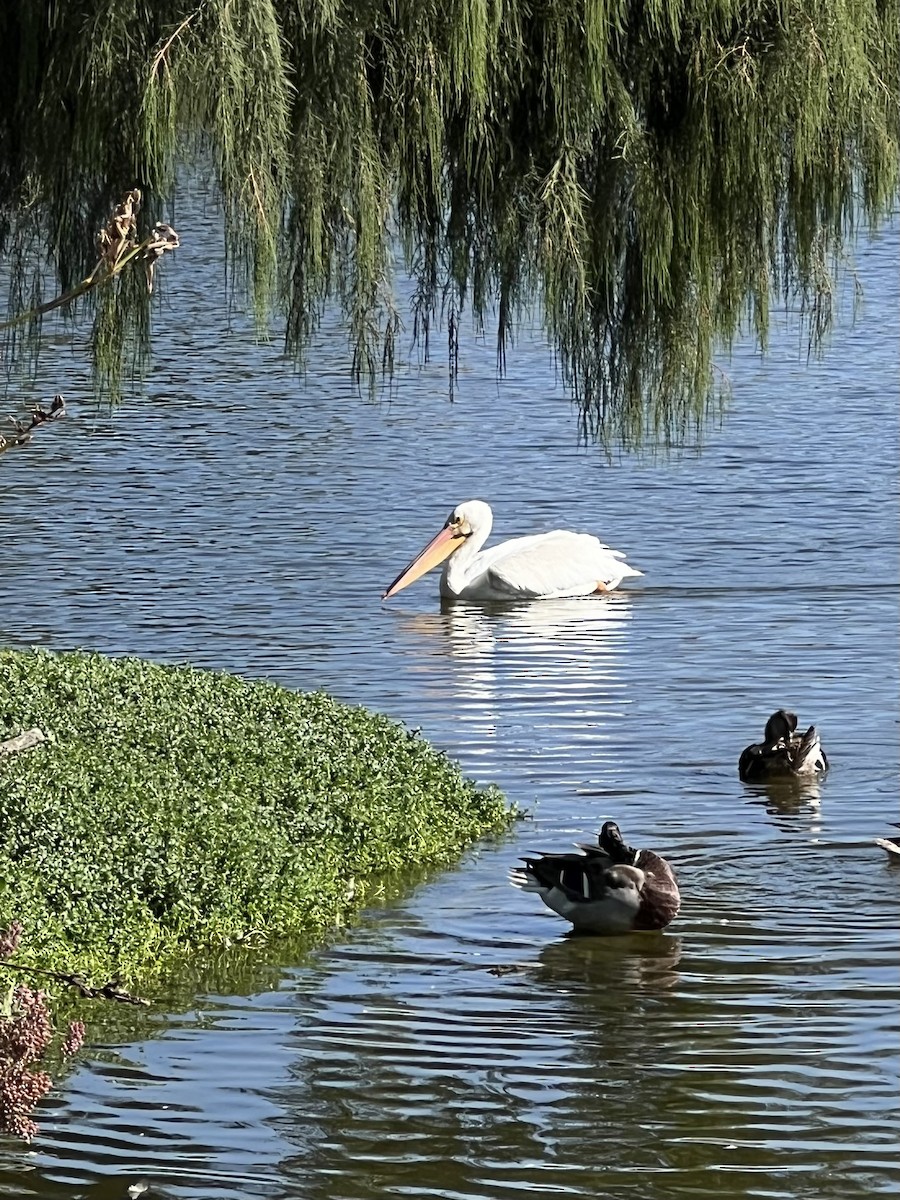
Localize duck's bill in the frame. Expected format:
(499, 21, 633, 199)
(382, 526, 467, 599)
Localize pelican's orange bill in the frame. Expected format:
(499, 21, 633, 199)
(382, 525, 467, 599)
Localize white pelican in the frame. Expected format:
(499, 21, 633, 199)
(382, 499, 643, 601)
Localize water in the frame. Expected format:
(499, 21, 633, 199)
(0, 197, 897, 1198)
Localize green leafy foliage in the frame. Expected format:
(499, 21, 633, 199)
(0, 650, 512, 982)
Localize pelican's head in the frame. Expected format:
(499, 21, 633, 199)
(382, 500, 493, 600)
(447, 499, 493, 539)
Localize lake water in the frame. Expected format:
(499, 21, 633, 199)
(0, 195, 898, 1199)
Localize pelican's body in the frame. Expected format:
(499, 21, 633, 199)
(382, 500, 642, 602)
(510, 821, 680, 935)
(738, 709, 829, 783)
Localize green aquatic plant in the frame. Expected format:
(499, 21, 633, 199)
(0, 649, 512, 983)
(0, 0, 896, 443)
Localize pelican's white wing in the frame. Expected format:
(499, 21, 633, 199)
(477, 530, 642, 599)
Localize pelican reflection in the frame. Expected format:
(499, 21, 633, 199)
(391, 595, 634, 753)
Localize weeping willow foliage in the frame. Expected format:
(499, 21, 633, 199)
(0, 0, 896, 443)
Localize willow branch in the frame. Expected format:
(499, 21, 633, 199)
(150, 6, 204, 79)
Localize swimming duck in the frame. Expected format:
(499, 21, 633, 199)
(509, 820, 680, 935)
(874, 824, 900, 859)
(738, 710, 829, 783)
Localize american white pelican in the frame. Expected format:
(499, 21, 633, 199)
(738, 710, 829, 782)
(382, 500, 642, 601)
(509, 820, 680, 934)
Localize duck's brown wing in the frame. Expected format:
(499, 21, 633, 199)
(634, 849, 681, 929)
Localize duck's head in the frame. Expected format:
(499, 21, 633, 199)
(598, 820, 638, 864)
(764, 709, 798, 745)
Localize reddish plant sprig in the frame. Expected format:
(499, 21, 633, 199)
(0, 922, 88, 1142)
(0, 986, 56, 1142)
(0, 922, 22, 961)
(60, 1021, 85, 1059)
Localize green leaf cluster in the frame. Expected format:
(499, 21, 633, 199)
(0, 649, 511, 983)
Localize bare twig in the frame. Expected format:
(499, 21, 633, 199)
(144, 222, 181, 293)
(0, 189, 180, 334)
(0, 962, 150, 1007)
(0, 397, 65, 455)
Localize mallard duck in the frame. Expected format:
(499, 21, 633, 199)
(738, 710, 829, 783)
(874, 824, 900, 859)
(509, 820, 680, 935)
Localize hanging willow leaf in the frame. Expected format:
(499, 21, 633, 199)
(0, 0, 896, 443)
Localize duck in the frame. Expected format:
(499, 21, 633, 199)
(874, 824, 900, 859)
(738, 710, 829, 783)
(509, 820, 680, 935)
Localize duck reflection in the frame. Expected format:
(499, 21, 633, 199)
(742, 775, 824, 835)
(275, 923, 686, 1197)
(533, 931, 683, 993)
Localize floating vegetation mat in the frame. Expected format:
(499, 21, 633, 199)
(0, 649, 512, 982)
